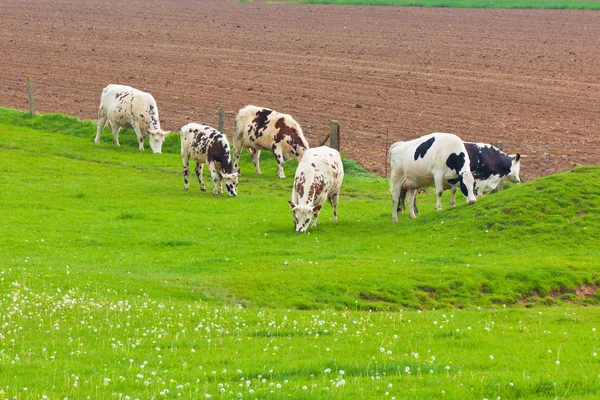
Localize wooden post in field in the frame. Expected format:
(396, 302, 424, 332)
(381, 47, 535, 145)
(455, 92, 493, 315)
(329, 120, 340, 150)
(27, 76, 35, 117)
(218, 105, 224, 133)
(495, 141, 504, 192)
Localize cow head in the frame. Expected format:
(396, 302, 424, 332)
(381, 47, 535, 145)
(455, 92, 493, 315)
(220, 172, 239, 197)
(288, 201, 321, 233)
(459, 171, 477, 205)
(149, 130, 169, 154)
(507, 153, 523, 183)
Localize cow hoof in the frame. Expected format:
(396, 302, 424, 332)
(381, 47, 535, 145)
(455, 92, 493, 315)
(200, 188, 207, 192)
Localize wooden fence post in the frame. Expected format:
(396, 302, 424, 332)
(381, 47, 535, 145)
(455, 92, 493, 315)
(27, 76, 35, 117)
(329, 120, 340, 150)
(218, 105, 224, 133)
(494, 141, 504, 192)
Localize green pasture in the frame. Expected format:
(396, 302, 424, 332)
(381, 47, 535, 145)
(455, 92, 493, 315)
(0, 108, 599, 398)
(290, 0, 600, 10)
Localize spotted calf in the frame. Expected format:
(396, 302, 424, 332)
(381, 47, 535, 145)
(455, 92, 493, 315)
(389, 133, 477, 221)
(233, 105, 309, 179)
(95, 84, 170, 153)
(288, 146, 344, 233)
(180, 123, 238, 196)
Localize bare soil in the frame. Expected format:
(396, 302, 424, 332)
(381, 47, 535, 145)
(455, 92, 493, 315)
(1, 0, 599, 178)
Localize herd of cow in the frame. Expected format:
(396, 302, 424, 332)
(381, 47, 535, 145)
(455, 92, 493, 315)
(94, 84, 523, 233)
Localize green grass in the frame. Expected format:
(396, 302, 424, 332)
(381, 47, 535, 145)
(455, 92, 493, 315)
(1, 108, 599, 398)
(291, 0, 600, 10)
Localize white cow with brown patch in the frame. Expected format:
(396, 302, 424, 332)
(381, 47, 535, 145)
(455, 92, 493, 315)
(95, 84, 169, 153)
(233, 105, 309, 179)
(288, 146, 344, 233)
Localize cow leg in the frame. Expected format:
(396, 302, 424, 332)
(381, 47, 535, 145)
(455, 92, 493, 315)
(449, 185, 457, 207)
(208, 163, 219, 195)
(182, 152, 191, 190)
(133, 124, 145, 151)
(95, 116, 107, 145)
(328, 193, 339, 222)
(217, 165, 224, 194)
(109, 121, 121, 146)
(390, 178, 401, 223)
(413, 194, 420, 216)
(272, 146, 286, 179)
(434, 174, 445, 211)
(196, 161, 206, 192)
(408, 189, 418, 219)
(249, 148, 262, 175)
(312, 210, 320, 227)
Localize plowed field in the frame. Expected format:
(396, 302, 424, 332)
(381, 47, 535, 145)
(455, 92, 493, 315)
(1, 0, 599, 178)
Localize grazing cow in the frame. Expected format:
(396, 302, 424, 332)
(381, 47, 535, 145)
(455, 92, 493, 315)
(180, 123, 238, 196)
(233, 105, 309, 179)
(288, 146, 344, 233)
(446, 143, 523, 205)
(390, 133, 477, 221)
(95, 84, 169, 153)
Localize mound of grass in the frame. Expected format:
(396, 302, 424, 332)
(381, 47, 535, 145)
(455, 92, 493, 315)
(294, 0, 600, 10)
(0, 107, 181, 154)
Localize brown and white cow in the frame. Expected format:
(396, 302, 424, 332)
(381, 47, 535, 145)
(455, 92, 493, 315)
(288, 146, 344, 233)
(95, 84, 170, 153)
(233, 105, 309, 179)
(389, 133, 477, 221)
(180, 123, 238, 196)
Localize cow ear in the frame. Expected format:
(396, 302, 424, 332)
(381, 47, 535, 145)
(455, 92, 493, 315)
(312, 205, 322, 213)
(288, 200, 296, 210)
(515, 153, 521, 162)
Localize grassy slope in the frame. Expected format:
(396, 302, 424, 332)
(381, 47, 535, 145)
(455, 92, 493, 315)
(1, 107, 598, 311)
(294, 0, 600, 10)
(1, 109, 600, 398)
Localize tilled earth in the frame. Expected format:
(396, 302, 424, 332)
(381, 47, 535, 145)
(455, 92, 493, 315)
(1, 0, 599, 178)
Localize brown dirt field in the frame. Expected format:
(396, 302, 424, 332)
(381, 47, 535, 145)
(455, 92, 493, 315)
(1, 0, 599, 178)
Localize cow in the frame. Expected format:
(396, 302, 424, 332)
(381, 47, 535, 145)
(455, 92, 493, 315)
(288, 146, 344, 233)
(95, 84, 169, 153)
(180, 123, 238, 197)
(389, 133, 477, 221)
(409, 143, 524, 210)
(446, 142, 523, 205)
(233, 105, 309, 179)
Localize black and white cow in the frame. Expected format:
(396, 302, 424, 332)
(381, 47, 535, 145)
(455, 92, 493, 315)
(389, 133, 477, 221)
(288, 146, 344, 233)
(433, 142, 523, 207)
(462, 142, 522, 194)
(95, 84, 170, 153)
(233, 105, 309, 179)
(180, 123, 238, 196)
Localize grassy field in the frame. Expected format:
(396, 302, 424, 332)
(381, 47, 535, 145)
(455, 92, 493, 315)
(293, 0, 600, 10)
(0, 108, 599, 398)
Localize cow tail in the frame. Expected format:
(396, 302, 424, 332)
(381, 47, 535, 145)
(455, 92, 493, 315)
(233, 114, 242, 142)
